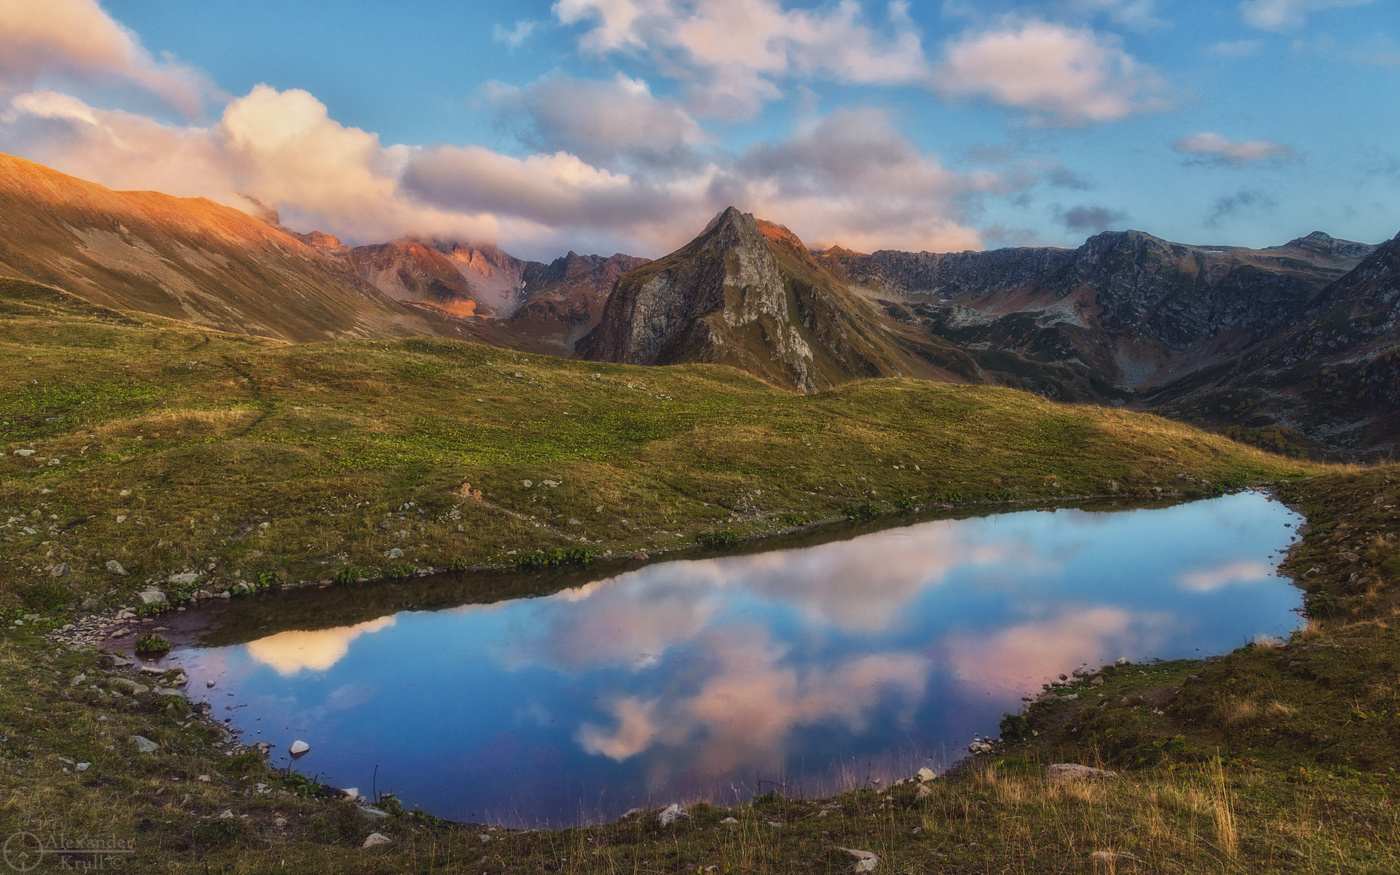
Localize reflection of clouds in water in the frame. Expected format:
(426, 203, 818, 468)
(577, 627, 930, 773)
(246, 616, 396, 675)
(1178, 560, 1274, 593)
(519, 519, 1024, 673)
(942, 607, 1172, 697)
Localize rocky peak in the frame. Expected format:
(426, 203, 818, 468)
(1278, 231, 1376, 260)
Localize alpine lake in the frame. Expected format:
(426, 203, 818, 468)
(158, 491, 1304, 826)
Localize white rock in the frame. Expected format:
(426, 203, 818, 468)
(168, 572, 199, 586)
(136, 590, 166, 605)
(386, 548, 404, 560)
(14, 449, 35, 457)
(916, 784, 933, 800)
(131, 735, 160, 754)
(343, 787, 359, 799)
(106, 560, 129, 577)
(916, 767, 936, 782)
(658, 803, 687, 826)
(1046, 763, 1118, 782)
(1115, 657, 1130, 666)
(720, 817, 739, 824)
(362, 833, 391, 848)
(839, 848, 879, 872)
(76, 762, 90, 772)
(289, 740, 310, 757)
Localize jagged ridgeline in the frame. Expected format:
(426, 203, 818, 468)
(583, 207, 969, 392)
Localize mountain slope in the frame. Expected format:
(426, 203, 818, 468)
(508, 251, 651, 351)
(0, 152, 458, 342)
(585, 207, 955, 392)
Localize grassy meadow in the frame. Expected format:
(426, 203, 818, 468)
(5, 275, 1400, 872)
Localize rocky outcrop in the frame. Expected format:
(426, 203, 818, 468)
(585, 208, 944, 392)
(508, 252, 651, 349)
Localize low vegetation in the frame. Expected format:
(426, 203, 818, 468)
(4, 278, 1399, 872)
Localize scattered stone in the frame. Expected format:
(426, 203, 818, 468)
(136, 589, 167, 605)
(839, 848, 879, 872)
(1091, 676, 1106, 686)
(1339, 551, 1360, 563)
(76, 763, 90, 772)
(357, 805, 391, 820)
(273, 817, 289, 828)
(289, 740, 310, 757)
(720, 817, 739, 824)
(193, 590, 213, 600)
(80, 597, 100, 610)
(111, 678, 148, 695)
(50, 563, 69, 578)
(362, 833, 391, 849)
(14, 449, 35, 457)
(197, 775, 211, 783)
(105, 560, 129, 577)
(343, 787, 359, 799)
(206, 680, 216, 688)
(385, 548, 404, 560)
(620, 808, 642, 819)
(916, 784, 933, 800)
(1115, 657, 1130, 666)
(130, 735, 160, 754)
(70, 673, 87, 687)
(1046, 764, 1118, 782)
(168, 572, 199, 586)
(658, 803, 687, 826)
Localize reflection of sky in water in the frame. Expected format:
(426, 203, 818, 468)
(176, 492, 1302, 824)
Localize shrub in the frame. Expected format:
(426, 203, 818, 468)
(842, 504, 880, 522)
(695, 529, 738, 548)
(134, 634, 170, 656)
(516, 547, 595, 569)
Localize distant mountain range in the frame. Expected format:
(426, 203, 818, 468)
(1, 151, 1395, 458)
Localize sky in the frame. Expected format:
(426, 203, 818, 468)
(0, 0, 1396, 261)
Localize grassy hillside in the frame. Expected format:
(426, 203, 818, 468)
(12, 275, 1400, 873)
(1, 275, 1309, 614)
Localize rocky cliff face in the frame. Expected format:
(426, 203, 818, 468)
(508, 252, 651, 350)
(586, 208, 947, 392)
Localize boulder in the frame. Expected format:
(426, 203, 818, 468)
(1046, 764, 1118, 782)
(168, 572, 199, 586)
(362, 833, 391, 849)
(106, 560, 129, 577)
(657, 803, 687, 826)
(136, 590, 166, 605)
(130, 735, 160, 754)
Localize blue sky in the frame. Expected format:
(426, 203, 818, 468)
(1, 0, 1396, 259)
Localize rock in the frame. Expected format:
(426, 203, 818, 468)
(50, 563, 69, 578)
(136, 590, 167, 605)
(1340, 551, 1360, 563)
(1046, 764, 1118, 782)
(80, 597, 100, 610)
(1115, 657, 1130, 666)
(658, 803, 687, 826)
(111, 678, 148, 695)
(1091, 676, 1106, 685)
(70, 673, 87, 686)
(131, 735, 160, 754)
(839, 848, 879, 872)
(720, 817, 739, 824)
(168, 572, 199, 586)
(386, 548, 404, 560)
(357, 805, 391, 820)
(362, 833, 391, 848)
(273, 817, 289, 828)
(289, 740, 310, 757)
(916, 784, 933, 800)
(192, 590, 213, 600)
(206, 680, 216, 688)
(197, 775, 211, 783)
(106, 560, 129, 577)
(76, 762, 90, 772)
(343, 787, 359, 799)
(521, 480, 533, 487)
(218, 810, 234, 820)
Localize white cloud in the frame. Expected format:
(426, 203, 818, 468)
(553, 0, 930, 117)
(0, 0, 211, 114)
(246, 616, 396, 675)
(1240, 0, 1375, 31)
(493, 19, 540, 48)
(935, 19, 1171, 126)
(484, 73, 706, 167)
(1171, 131, 1296, 166)
(1177, 560, 1275, 592)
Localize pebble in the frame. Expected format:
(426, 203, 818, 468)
(839, 848, 879, 872)
(289, 740, 310, 757)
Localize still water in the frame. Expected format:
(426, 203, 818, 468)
(173, 492, 1302, 824)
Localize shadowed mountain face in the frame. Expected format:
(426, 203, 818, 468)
(584, 207, 964, 392)
(0, 152, 452, 342)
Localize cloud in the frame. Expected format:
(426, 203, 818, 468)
(1240, 0, 1375, 31)
(484, 73, 706, 168)
(935, 19, 1171, 126)
(1060, 0, 1165, 31)
(1177, 560, 1275, 592)
(1059, 204, 1128, 233)
(246, 616, 396, 675)
(493, 19, 540, 48)
(720, 108, 1003, 252)
(0, 0, 211, 114)
(1172, 131, 1296, 166)
(1206, 188, 1278, 227)
(553, 0, 930, 117)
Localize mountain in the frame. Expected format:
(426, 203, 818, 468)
(508, 251, 651, 352)
(584, 207, 960, 392)
(0, 152, 455, 342)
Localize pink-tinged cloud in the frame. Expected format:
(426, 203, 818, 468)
(942, 607, 1168, 697)
(554, 0, 930, 117)
(935, 19, 1171, 126)
(0, 0, 212, 114)
(246, 616, 397, 676)
(1177, 560, 1275, 592)
(1240, 0, 1375, 31)
(1171, 132, 1297, 166)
